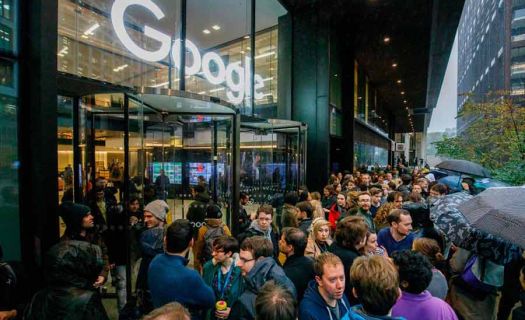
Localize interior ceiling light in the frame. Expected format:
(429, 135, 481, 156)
(212, 25, 221, 30)
(401, 91, 405, 95)
(384, 36, 391, 43)
(392, 63, 398, 68)
(403, 100, 407, 103)
(203, 29, 211, 34)
(397, 80, 402, 84)
(244, 35, 250, 39)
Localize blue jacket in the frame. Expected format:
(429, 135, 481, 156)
(299, 280, 350, 320)
(148, 254, 215, 319)
(229, 257, 296, 320)
(342, 305, 405, 320)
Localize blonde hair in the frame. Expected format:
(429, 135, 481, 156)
(309, 217, 330, 240)
(143, 302, 191, 320)
(309, 200, 324, 219)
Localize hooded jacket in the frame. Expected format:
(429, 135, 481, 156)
(238, 221, 279, 258)
(229, 257, 296, 320)
(299, 280, 350, 320)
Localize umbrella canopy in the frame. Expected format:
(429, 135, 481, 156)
(436, 159, 492, 178)
(430, 192, 522, 264)
(458, 187, 525, 249)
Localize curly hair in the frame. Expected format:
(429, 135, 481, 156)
(373, 202, 397, 229)
(391, 250, 433, 294)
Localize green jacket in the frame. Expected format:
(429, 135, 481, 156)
(354, 207, 376, 233)
(202, 259, 244, 320)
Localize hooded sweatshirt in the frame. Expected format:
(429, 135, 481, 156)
(299, 280, 350, 320)
(229, 257, 296, 320)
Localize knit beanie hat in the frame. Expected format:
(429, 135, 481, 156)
(59, 202, 91, 234)
(144, 200, 169, 222)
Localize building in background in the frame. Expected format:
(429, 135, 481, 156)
(456, 0, 525, 133)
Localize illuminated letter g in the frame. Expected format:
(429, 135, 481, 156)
(111, 0, 171, 62)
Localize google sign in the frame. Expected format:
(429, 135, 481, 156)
(111, 0, 265, 105)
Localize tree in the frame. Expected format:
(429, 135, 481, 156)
(433, 93, 525, 185)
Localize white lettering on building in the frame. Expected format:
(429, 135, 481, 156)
(111, 0, 265, 105)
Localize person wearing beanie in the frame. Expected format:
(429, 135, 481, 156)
(136, 199, 169, 314)
(194, 205, 232, 273)
(59, 202, 109, 288)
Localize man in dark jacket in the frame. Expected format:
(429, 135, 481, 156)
(296, 201, 314, 235)
(237, 192, 252, 236)
(24, 238, 109, 320)
(58, 202, 109, 288)
(279, 228, 314, 301)
(187, 185, 212, 234)
(230, 236, 296, 320)
(238, 205, 279, 259)
(299, 252, 350, 320)
(328, 216, 368, 303)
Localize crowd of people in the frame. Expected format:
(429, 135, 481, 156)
(1, 166, 525, 320)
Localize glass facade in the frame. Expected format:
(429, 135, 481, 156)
(0, 0, 18, 261)
(57, 0, 286, 114)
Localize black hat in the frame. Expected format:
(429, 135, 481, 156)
(59, 202, 91, 234)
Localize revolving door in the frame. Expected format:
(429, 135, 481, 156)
(78, 90, 238, 225)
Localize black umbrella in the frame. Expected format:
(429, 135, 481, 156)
(430, 192, 522, 264)
(458, 187, 525, 249)
(436, 159, 492, 178)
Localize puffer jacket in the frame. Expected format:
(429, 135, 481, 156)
(229, 257, 296, 320)
(299, 280, 350, 320)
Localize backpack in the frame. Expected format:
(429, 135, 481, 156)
(201, 224, 225, 263)
(0, 262, 17, 309)
(460, 254, 503, 294)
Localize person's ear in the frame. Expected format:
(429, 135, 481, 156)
(400, 280, 409, 289)
(352, 287, 358, 299)
(397, 287, 402, 300)
(189, 238, 195, 248)
(315, 275, 322, 287)
(163, 235, 167, 249)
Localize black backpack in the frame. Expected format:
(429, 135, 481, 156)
(201, 224, 225, 263)
(0, 262, 17, 310)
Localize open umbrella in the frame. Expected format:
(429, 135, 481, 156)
(430, 191, 522, 264)
(458, 187, 525, 249)
(436, 159, 492, 178)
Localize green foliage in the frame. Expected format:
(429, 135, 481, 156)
(433, 94, 525, 185)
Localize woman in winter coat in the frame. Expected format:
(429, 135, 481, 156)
(305, 218, 333, 259)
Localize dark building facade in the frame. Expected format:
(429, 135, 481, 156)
(457, 0, 525, 133)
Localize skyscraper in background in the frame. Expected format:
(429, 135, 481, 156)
(457, 0, 525, 133)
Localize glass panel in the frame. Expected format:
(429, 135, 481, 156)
(0, 58, 14, 88)
(57, 96, 75, 206)
(254, 0, 286, 117)
(58, 0, 181, 88)
(0, 94, 19, 260)
(185, 0, 252, 112)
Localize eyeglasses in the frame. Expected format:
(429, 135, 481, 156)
(238, 257, 255, 263)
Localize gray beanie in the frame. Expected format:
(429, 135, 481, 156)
(144, 200, 169, 222)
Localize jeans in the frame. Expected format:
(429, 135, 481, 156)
(111, 265, 127, 312)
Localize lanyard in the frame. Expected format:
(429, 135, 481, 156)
(217, 263, 234, 299)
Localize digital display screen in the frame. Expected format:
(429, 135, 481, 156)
(188, 162, 225, 185)
(151, 162, 182, 184)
